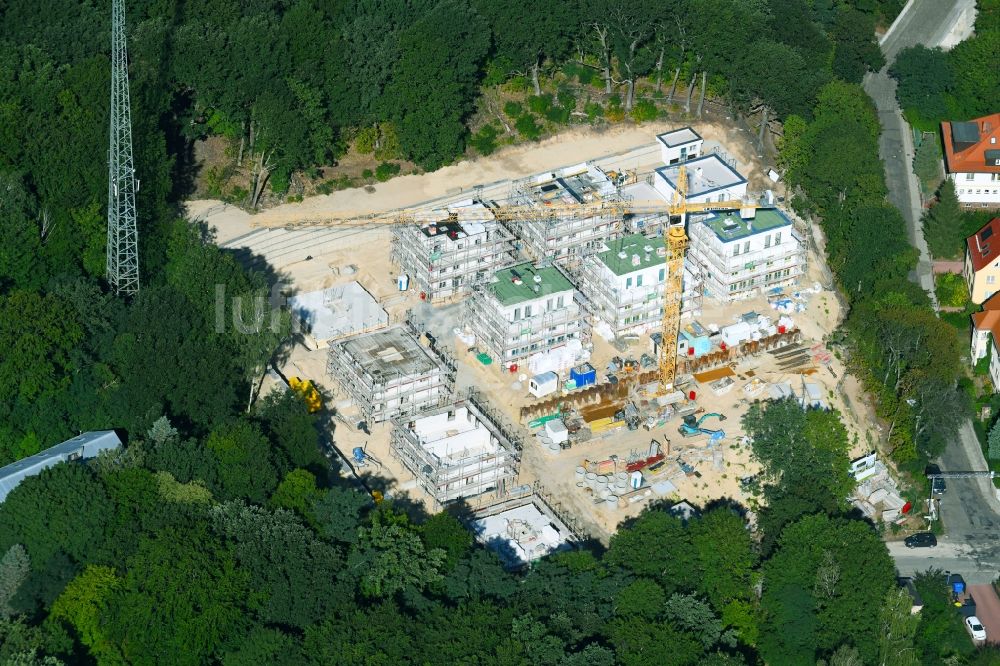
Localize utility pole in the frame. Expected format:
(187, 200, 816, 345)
(106, 0, 139, 295)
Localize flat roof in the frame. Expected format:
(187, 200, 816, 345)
(657, 127, 702, 147)
(655, 154, 747, 197)
(472, 501, 570, 568)
(702, 208, 791, 242)
(597, 234, 666, 276)
(411, 405, 500, 461)
(289, 281, 388, 342)
(334, 325, 442, 381)
(414, 200, 493, 239)
(521, 164, 616, 207)
(490, 262, 575, 307)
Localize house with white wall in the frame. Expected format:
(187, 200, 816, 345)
(657, 127, 704, 165)
(576, 233, 698, 340)
(942, 113, 1000, 210)
(392, 200, 516, 303)
(465, 262, 584, 370)
(653, 154, 748, 205)
(971, 292, 1000, 389)
(687, 208, 806, 302)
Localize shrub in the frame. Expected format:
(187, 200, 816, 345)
(355, 126, 377, 154)
(503, 101, 523, 118)
(584, 102, 603, 122)
(361, 169, 374, 180)
(631, 99, 658, 123)
(577, 67, 595, 85)
(507, 76, 530, 93)
(934, 272, 970, 308)
(608, 94, 622, 108)
(557, 89, 577, 111)
(545, 106, 570, 123)
(469, 124, 499, 156)
(515, 113, 542, 141)
(375, 162, 401, 182)
(269, 167, 291, 195)
(605, 105, 626, 122)
(527, 94, 553, 114)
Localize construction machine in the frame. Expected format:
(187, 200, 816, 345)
(288, 376, 323, 413)
(678, 412, 727, 438)
(251, 166, 761, 394)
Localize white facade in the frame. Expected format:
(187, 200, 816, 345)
(972, 327, 992, 363)
(466, 264, 584, 367)
(687, 209, 806, 302)
(991, 338, 1000, 389)
(391, 401, 519, 505)
(952, 172, 1000, 208)
(392, 200, 515, 302)
(657, 127, 704, 165)
(654, 154, 748, 205)
(508, 163, 623, 263)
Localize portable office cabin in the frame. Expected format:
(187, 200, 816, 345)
(570, 363, 596, 387)
(529, 372, 559, 398)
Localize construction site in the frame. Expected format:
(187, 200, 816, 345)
(226, 124, 872, 543)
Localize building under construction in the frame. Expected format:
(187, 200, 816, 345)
(390, 390, 520, 508)
(465, 262, 586, 369)
(506, 163, 625, 264)
(574, 233, 701, 341)
(391, 199, 516, 303)
(326, 324, 455, 423)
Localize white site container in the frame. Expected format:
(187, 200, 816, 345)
(545, 419, 569, 445)
(529, 372, 559, 398)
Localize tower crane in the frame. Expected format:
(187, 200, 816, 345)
(249, 168, 762, 393)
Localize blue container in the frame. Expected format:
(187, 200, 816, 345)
(570, 363, 597, 387)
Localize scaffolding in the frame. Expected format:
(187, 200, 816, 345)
(390, 389, 521, 507)
(391, 201, 517, 303)
(503, 164, 626, 264)
(326, 324, 455, 423)
(464, 270, 585, 365)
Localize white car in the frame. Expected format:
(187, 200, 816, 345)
(966, 616, 987, 642)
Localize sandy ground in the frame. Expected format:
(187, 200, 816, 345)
(220, 121, 877, 540)
(188, 117, 766, 246)
(257, 231, 865, 540)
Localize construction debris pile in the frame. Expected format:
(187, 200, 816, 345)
(849, 453, 910, 523)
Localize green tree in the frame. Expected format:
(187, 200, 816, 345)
(350, 522, 446, 597)
(877, 587, 920, 666)
(989, 419, 1000, 461)
(889, 45, 953, 124)
(205, 421, 278, 503)
(605, 509, 699, 593)
(420, 512, 472, 571)
(48, 565, 122, 663)
(922, 179, 965, 259)
(0, 545, 30, 618)
(614, 578, 666, 619)
(269, 469, 323, 523)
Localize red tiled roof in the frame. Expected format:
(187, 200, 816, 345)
(942, 113, 1000, 174)
(973, 292, 1000, 344)
(967, 217, 1000, 272)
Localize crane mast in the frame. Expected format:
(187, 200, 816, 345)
(658, 167, 689, 394)
(106, 0, 139, 295)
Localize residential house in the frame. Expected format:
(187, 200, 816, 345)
(965, 217, 1000, 304)
(653, 154, 748, 205)
(391, 200, 516, 303)
(687, 208, 806, 302)
(942, 113, 1000, 210)
(465, 262, 584, 368)
(657, 127, 704, 165)
(971, 291, 1000, 389)
(0, 431, 122, 502)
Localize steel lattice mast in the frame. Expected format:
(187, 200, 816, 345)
(106, 0, 139, 295)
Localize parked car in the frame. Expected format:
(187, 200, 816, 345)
(904, 532, 937, 548)
(966, 616, 987, 642)
(932, 476, 946, 495)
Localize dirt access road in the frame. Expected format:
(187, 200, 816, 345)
(187, 117, 764, 245)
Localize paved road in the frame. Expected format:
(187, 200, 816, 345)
(867, 0, 998, 582)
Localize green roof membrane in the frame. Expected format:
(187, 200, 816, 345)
(703, 208, 791, 243)
(491, 262, 575, 306)
(597, 234, 665, 276)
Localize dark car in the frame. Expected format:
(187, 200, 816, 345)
(932, 476, 946, 495)
(904, 532, 937, 548)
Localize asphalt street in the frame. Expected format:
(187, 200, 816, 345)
(865, 0, 999, 582)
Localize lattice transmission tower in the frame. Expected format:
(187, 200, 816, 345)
(106, 0, 139, 295)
